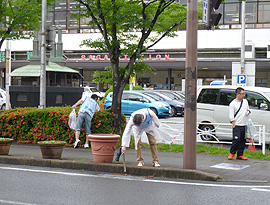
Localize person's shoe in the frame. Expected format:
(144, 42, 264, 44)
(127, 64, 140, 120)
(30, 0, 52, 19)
(236, 155, 248, 160)
(84, 143, 89, 149)
(137, 161, 144, 167)
(228, 153, 235, 160)
(74, 139, 81, 148)
(153, 162, 161, 167)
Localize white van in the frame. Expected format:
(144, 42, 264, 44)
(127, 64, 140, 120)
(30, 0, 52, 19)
(197, 85, 270, 144)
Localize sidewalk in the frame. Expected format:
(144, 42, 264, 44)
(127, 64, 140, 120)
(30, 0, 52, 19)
(0, 144, 270, 182)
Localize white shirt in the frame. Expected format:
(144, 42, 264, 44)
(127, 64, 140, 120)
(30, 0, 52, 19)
(229, 98, 250, 126)
(121, 108, 160, 150)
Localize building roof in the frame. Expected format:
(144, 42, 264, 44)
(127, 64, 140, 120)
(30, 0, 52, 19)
(10, 62, 82, 77)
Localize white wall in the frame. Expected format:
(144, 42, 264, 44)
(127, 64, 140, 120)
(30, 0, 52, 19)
(2, 28, 270, 52)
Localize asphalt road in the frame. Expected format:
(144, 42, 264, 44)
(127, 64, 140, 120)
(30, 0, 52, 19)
(1, 164, 270, 205)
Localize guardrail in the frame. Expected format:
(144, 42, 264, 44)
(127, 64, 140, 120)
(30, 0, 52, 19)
(162, 121, 266, 155)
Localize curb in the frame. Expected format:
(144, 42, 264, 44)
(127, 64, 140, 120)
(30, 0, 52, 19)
(0, 156, 220, 181)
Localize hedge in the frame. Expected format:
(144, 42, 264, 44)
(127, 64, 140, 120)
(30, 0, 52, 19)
(0, 105, 126, 147)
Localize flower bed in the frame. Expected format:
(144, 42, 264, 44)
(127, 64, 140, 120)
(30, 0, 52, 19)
(0, 107, 126, 147)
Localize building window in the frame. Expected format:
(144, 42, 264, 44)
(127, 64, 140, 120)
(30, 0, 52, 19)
(56, 94, 63, 104)
(17, 94, 27, 102)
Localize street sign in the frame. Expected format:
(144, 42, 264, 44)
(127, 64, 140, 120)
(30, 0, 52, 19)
(237, 74, 247, 86)
(203, 0, 208, 25)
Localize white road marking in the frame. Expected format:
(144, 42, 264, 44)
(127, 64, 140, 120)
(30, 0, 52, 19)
(251, 188, 270, 192)
(0, 199, 40, 205)
(1, 166, 270, 189)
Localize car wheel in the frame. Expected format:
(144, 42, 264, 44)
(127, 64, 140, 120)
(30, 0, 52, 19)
(199, 124, 215, 141)
(169, 106, 177, 117)
(149, 108, 158, 116)
(1, 104, 5, 110)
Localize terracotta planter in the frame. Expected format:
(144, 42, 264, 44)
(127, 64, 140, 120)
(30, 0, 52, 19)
(0, 138, 14, 155)
(88, 134, 120, 163)
(37, 141, 66, 159)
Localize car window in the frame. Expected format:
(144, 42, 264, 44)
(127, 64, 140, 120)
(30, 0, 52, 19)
(122, 93, 129, 100)
(128, 93, 141, 101)
(144, 93, 163, 101)
(90, 87, 99, 92)
(197, 89, 219, 104)
(246, 91, 269, 110)
(218, 89, 236, 106)
(160, 92, 180, 100)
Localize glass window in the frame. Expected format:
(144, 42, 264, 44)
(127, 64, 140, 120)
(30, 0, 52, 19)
(197, 89, 219, 104)
(246, 91, 269, 110)
(258, 2, 270, 23)
(218, 89, 236, 106)
(17, 94, 27, 102)
(246, 2, 257, 23)
(224, 3, 240, 24)
(56, 94, 63, 104)
(55, 11, 67, 26)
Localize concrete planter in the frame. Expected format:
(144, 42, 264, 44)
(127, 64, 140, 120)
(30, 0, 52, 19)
(37, 141, 66, 159)
(0, 138, 14, 155)
(88, 134, 120, 163)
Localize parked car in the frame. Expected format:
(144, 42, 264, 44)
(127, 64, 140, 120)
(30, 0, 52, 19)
(104, 91, 172, 116)
(0, 88, 6, 110)
(197, 85, 270, 144)
(136, 91, 184, 117)
(83, 86, 105, 100)
(155, 90, 184, 102)
(172, 91, 185, 101)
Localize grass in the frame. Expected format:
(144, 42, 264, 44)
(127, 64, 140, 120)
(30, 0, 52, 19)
(139, 142, 270, 161)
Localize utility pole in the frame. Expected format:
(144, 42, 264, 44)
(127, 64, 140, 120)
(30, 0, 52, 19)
(5, 39, 11, 110)
(183, 0, 198, 169)
(39, 0, 47, 109)
(241, 1, 246, 74)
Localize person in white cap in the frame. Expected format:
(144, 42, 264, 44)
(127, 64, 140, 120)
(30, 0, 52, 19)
(121, 108, 161, 167)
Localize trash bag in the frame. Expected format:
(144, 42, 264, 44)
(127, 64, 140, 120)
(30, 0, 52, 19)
(246, 117, 256, 139)
(68, 109, 77, 131)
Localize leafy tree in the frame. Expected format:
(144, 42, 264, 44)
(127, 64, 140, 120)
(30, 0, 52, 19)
(74, 0, 187, 132)
(0, 0, 54, 50)
(92, 62, 156, 85)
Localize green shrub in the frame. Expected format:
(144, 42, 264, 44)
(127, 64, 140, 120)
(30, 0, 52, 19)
(0, 107, 126, 147)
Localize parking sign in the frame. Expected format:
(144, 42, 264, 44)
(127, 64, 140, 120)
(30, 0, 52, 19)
(237, 74, 247, 86)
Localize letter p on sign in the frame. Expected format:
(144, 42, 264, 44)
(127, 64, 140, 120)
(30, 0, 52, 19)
(237, 74, 247, 86)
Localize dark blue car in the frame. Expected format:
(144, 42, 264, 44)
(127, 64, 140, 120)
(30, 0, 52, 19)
(136, 91, 184, 117)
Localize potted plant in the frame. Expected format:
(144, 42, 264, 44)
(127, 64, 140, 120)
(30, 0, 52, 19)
(37, 140, 66, 159)
(0, 138, 14, 155)
(88, 134, 120, 163)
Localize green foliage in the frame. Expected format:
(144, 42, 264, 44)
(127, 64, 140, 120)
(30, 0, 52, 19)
(92, 62, 156, 85)
(0, 0, 55, 49)
(0, 107, 126, 147)
(74, 0, 187, 55)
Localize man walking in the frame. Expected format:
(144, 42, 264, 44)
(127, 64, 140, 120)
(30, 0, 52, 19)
(72, 94, 100, 148)
(228, 87, 250, 160)
(121, 108, 161, 167)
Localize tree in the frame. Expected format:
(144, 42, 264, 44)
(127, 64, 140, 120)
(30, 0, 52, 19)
(0, 0, 53, 50)
(74, 0, 187, 132)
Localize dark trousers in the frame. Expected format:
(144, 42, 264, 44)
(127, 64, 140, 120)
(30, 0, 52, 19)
(230, 126, 246, 156)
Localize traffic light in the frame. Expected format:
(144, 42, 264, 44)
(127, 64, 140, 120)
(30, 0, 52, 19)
(45, 25, 56, 50)
(203, 0, 222, 30)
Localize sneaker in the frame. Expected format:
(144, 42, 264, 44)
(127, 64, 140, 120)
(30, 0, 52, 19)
(153, 162, 161, 167)
(236, 156, 248, 160)
(74, 139, 81, 148)
(228, 153, 235, 160)
(84, 143, 89, 149)
(137, 161, 144, 167)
